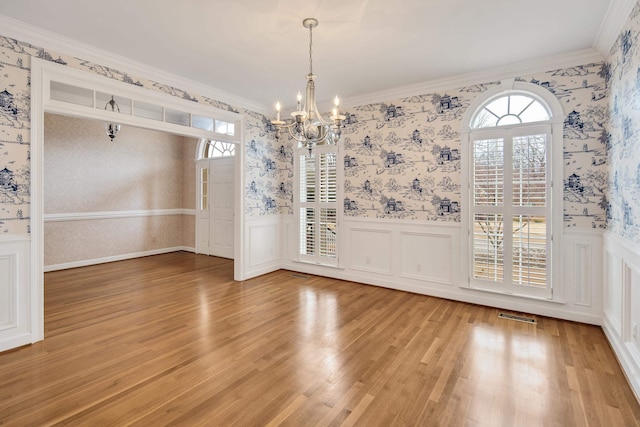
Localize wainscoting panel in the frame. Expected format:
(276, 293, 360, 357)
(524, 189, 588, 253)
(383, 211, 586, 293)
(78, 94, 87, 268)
(0, 254, 16, 329)
(0, 236, 32, 352)
(245, 216, 281, 279)
(399, 231, 453, 284)
(562, 231, 603, 311)
(603, 232, 640, 401)
(348, 227, 392, 275)
(604, 250, 623, 335)
(282, 219, 603, 325)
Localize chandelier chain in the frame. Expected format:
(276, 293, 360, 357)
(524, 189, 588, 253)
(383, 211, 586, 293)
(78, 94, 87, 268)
(308, 24, 313, 75)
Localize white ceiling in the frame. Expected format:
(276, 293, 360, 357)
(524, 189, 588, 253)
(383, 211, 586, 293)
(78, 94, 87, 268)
(0, 0, 623, 110)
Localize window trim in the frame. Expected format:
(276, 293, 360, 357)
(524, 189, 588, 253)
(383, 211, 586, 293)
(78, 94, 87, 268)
(460, 80, 565, 302)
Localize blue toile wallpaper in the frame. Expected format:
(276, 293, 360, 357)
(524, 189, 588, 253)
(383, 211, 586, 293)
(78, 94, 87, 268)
(243, 115, 293, 216)
(0, 32, 290, 234)
(605, 1, 640, 245)
(339, 64, 608, 227)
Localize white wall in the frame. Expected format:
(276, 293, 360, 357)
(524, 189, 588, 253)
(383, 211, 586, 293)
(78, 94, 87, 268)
(603, 232, 640, 399)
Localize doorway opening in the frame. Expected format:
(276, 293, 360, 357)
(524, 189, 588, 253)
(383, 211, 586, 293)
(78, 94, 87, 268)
(196, 140, 236, 259)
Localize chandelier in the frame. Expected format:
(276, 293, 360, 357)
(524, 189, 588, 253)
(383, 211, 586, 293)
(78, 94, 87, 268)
(271, 18, 345, 154)
(104, 95, 121, 141)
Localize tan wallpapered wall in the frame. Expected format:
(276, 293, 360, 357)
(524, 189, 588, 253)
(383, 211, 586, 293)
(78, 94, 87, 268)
(43, 113, 198, 266)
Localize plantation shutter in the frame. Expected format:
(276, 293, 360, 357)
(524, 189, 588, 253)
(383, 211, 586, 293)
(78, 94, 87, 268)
(299, 147, 338, 265)
(469, 125, 551, 298)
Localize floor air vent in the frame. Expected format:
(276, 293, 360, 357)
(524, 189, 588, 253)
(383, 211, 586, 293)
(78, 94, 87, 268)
(498, 312, 537, 324)
(290, 274, 310, 280)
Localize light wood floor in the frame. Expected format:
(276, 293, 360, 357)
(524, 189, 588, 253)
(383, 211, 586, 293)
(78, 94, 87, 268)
(1, 252, 639, 426)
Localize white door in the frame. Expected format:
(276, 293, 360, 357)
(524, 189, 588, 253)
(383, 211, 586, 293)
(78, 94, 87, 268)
(210, 157, 234, 258)
(196, 157, 234, 259)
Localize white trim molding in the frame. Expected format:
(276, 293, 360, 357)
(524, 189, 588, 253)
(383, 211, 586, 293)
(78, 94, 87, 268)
(44, 209, 195, 222)
(593, 0, 638, 55)
(44, 247, 195, 272)
(341, 48, 603, 110)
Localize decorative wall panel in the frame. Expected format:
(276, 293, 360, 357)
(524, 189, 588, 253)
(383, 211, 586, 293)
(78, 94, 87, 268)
(399, 232, 452, 284)
(348, 228, 392, 274)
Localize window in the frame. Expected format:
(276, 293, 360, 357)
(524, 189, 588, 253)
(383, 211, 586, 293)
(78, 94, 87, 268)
(298, 145, 338, 265)
(464, 89, 560, 299)
(472, 94, 550, 128)
(200, 140, 235, 158)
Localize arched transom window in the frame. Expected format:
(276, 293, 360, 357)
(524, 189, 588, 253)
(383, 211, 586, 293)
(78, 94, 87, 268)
(201, 140, 235, 159)
(471, 93, 550, 128)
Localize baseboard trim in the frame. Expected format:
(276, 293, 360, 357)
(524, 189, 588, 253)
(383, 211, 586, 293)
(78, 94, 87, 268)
(44, 246, 195, 272)
(44, 209, 196, 222)
(602, 315, 640, 403)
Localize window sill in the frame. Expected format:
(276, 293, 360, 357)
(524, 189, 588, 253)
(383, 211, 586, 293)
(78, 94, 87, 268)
(461, 284, 565, 304)
(292, 259, 345, 270)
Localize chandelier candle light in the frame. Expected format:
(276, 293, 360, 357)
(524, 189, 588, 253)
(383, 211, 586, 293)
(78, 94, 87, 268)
(272, 18, 345, 154)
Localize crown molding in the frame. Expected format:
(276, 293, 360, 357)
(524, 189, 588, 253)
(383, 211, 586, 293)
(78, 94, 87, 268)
(593, 0, 637, 56)
(0, 14, 270, 116)
(340, 48, 604, 109)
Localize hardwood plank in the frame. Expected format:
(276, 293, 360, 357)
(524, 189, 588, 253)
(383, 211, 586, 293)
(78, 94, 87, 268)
(0, 252, 638, 426)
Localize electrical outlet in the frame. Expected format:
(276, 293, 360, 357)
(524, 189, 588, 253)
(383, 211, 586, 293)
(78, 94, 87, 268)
(633, 323, 638, 340)
(416, 263, 422, 272)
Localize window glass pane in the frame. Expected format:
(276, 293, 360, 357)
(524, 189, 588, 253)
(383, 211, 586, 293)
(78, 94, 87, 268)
(472, 108, 497, 128)
(96, 92, 132, 115)
(508, 95, 534, 116)
(50, 81, 94, 107)
(166, 108, 190, 126)
(201, 168, 208, 211)
(133, 100, 163, 121)
(473, 213, 504, 282)
(215, 120, 235, 136)
(319, 153, 337, 203)
(300, 154, 316, 202)
(496, 114, 521, 126)
(320, 208, 337, 258)
(473, 138, 504, 206)
(512, 215, 546, 287)
(513, 134, 547, 207)
(193, 115, 214, 131)
(204, 140, 235, 158)
(300, 208, 315, 255)
(485, 96, 509, 118)
(519, 101, 550, 123)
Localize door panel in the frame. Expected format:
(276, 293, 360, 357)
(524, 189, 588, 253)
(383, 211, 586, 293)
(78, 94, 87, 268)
(211, 157, 234, 258)
(196, 157, 235, 259)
